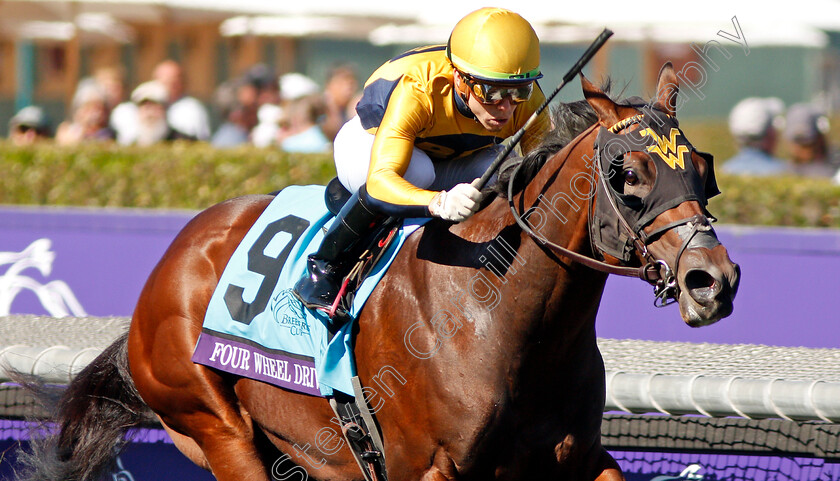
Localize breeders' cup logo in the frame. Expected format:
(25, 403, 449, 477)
(270, 289, 310, 336)
(0, 238, 86, 317)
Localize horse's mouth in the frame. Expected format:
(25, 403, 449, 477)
(677, 261, 740, 327)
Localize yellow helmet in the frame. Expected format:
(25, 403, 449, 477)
(446, 7, 542, 83)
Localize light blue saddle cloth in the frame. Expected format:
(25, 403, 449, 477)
(191, 185, 428, 396)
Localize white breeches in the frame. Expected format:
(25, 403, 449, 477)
(334, 116, 503, 194)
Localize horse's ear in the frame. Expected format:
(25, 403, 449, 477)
(581, 73, 619, 126)
(654, 62, 679, 117)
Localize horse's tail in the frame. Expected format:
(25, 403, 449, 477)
(14, 332, 148, 481)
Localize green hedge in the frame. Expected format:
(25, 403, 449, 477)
(2, 140, 840, 228)
(709, 174, 840, 228)
(0, 142, 336, 209)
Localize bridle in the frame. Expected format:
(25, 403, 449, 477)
(506, 112, 717, 306)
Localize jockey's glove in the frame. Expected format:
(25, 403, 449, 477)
(428, 179, 483, 222)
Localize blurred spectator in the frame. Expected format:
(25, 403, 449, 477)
(251, 103, 284, 148)
(274, 73, 330, 153)
(721, 97, 790, 176)
(153, 59, 211, 141)
(94, 66, 128, 116)
(248, 72, 322, 149)
(131, 81, 196, 146)
(278, 95, 331, 154)
(280, 73, 321, 106)
(246, 63, 281, 109)
(95, 65, 139, 145)
(211, 80, 251, 148)
(8, 106, 51, 145)
(233, 75, 261, 135)
(783, 103, 837, 178)
(244, 65, 283, 147)
(55, 77, 115, 145)
(212, 106, 253, 148)
(320, 63, 360, 142)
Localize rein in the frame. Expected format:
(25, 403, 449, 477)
(507, 113, 716, 303)
(506, 122, 663, 284)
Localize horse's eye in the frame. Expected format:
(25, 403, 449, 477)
(624, 170, 639, 186)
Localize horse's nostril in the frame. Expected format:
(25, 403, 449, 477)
(685, 269, 718, 301)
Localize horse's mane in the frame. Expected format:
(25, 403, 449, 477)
(493, 80, 624, 198)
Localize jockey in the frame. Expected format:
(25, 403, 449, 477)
(293, 7, 550, 312)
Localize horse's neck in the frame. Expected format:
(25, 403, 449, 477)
(517, 133, 596, 259)
(454, 133, 606, 367)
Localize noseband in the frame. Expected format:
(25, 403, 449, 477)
(507, 113, 717, 306)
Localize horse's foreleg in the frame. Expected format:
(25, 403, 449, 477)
(594, 468, 625, 481)
(419, 447, 459, 481)
(167, 410, 271, 481)
(158, 416, 210, 471)
(147, 379, 271, 480)
(129, 317, 272, 480)
(592, 448, 625, 481)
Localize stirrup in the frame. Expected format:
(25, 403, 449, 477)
(327, 277, 351, 319)
(329, 377, 388, 481)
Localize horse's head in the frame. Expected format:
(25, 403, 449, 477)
(582, 63, 740, 326)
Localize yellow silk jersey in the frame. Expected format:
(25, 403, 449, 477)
(355, 45, 550, 214)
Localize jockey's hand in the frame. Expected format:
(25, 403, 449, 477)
(429, 179, 483, 222)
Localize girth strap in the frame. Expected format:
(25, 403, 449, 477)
(329, 376, 388, 481)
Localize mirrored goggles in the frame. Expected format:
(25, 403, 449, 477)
(462, 74, 533, 105)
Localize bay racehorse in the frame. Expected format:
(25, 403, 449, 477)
(16, 63, 739, 481)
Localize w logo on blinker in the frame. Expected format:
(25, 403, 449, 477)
(639, 127, 689, 169)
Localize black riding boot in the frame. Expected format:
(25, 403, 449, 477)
(293, 191, 383, 312)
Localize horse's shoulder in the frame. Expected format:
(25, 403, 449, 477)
(179, 194, 274, 240)
(202, 194, 274, 220)
(216, 193, 275, 212)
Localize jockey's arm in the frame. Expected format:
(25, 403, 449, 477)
(361, 74, 550, 218)
(364, 77, 437, 217)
